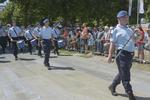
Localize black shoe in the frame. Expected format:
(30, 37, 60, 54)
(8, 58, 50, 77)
(47, 67, 51, 70)
(44, 63, 50, 67)
(15, 56, 18, 60)
(128, 93, 136, 100)
(108, 84, 118, 96)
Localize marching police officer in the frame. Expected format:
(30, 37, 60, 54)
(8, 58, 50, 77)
(40, 18, 54, 70)
(0, 22, 7, 53)
(33, 22, 42, 57)
(8, 20, 22, 60)
(107, 10, 136, 100)
(52, 26, 61, 55)
(24, 25, 34, 55)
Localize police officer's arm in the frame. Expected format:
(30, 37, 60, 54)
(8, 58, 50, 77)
(107, 42, 115, 62)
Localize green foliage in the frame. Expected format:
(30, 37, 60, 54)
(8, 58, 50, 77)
(0, 0, 149, 26)
(0, 0, 6, 3)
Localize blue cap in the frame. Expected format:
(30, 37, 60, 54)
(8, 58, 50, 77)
(117, 10, 128, 18)
(43, 18, 49, 24)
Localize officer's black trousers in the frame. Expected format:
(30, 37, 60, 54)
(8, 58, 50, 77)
(112, 50, 134, 94)
(12, 37, 19, 58)
(27, 40, 32, 54)
(54, 39, 59, 55)
(43, 39, 52, 65)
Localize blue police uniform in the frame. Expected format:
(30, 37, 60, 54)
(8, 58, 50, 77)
(33, 26, 42, 56)
(110, 24, 135, 94)
(52, 27, 60, 55)
(8, 26, 22, 60)
(25, 29, 34, 54)
(0, 26, 7, 53)
(108, 10, 136, 100)
(40, 26, 53, 68)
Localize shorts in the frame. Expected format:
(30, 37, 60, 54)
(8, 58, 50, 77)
(137, 44, 144, 51)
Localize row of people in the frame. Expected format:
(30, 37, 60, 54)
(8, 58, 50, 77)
(0, 19, 61, 70)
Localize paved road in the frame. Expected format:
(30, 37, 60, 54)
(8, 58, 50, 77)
(0, 52, 150, 100)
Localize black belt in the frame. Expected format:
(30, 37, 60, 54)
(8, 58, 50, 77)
(117, 49, 134, 55)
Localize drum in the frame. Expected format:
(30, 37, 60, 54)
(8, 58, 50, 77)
(57, 39, 65, 48)
(17, 40, 25, 49)
(30, 39, 37, 47)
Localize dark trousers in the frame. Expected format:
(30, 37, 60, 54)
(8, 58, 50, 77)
(12, 37, 19, 58)
(27, 40, 32, 54)
(37, 39, 42, 56)
(43, 39, 52, 65)
(53, 39, 59, 55)
(0, 36, 7, 53)
(112, 50, 134, 94)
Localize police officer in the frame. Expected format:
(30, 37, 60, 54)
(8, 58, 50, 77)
(52, 26, 60, 55)
(107, 10, 136, 100)
(33, 22, 42, 57)
(40, 18, 54, 70)
(0, 22, 7, 53)
(24, 25, 34, 55)
(8, 20, 22, 60)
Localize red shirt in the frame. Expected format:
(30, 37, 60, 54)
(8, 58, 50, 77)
(137, 29, 145, 45)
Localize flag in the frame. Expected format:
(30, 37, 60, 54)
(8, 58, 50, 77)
(139, 0, 144, 14)
(128, 0, 132, 16)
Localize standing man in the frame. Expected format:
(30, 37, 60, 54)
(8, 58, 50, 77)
(8, 20, 22, 60)
(40, 18, 54, 70)
(107, 10, 136, 100)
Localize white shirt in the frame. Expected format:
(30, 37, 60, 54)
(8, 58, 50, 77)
(25, 29, 33, 40)
(52, 28, 60, 38)
(0, 27, 6, 37)
(40, 26, 54, 39)
(111, 24, 135, 52)
(33, 27, 41, 37)
(8, 26, 22, 37)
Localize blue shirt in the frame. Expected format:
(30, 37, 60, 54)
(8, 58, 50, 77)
(8, 26, 22, 37)
(40, 26, 53, 39)
(110, 24, 135, 52)
(25, 29, 33, 40)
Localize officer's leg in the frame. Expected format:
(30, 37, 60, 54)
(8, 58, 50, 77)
(12, 41, 18, 60)
(43, 41, 51, 68)
(54, 40, 59, 55)
(28, 40, 32, 55)
(38, 40, 42, 56)
(120, 54, 132, 94)
(119, 53, 136, 100)
(109, 56, 121, 96)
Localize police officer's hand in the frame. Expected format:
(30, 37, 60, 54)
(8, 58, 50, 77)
(11, 39, 16, 42)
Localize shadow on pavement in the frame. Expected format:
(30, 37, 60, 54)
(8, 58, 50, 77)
(59, 54, 72, 56)
(51, 66, 75, 71)
(50, 56, 58, 58)
(19, 58, 36, 61)
(0, 60, 11, 63)
(118, 93, 150, 100)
